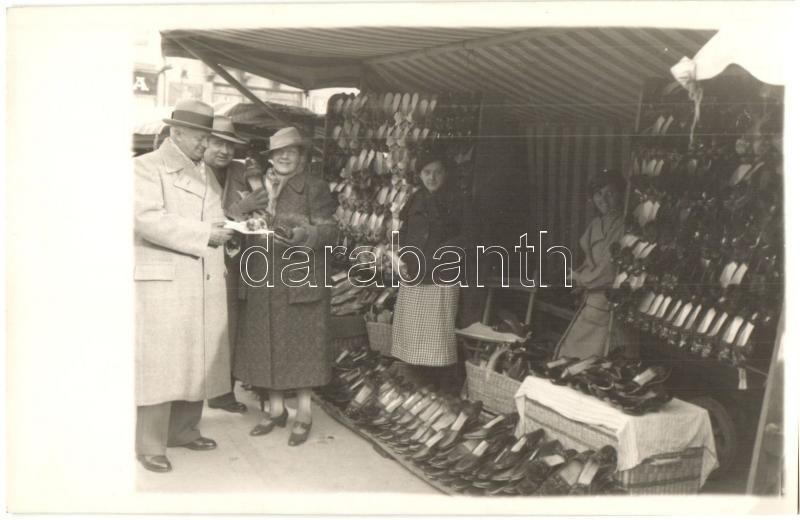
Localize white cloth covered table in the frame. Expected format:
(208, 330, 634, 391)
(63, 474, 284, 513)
(514, 375, 718, 486)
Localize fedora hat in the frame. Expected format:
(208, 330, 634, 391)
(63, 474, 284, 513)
(162, 99, 214, 132)
(210, 115, 247, 145)
(261, 126, 309, 155)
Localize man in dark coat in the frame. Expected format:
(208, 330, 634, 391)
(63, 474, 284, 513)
(202, 115, 269, 414)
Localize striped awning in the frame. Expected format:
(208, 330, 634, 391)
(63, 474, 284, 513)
(162, 26, 715, 124)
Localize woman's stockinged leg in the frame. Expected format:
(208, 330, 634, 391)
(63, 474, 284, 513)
(268, 390, 285, 419)
(295, 388, 313, 425)
(287, 388, 314, 446)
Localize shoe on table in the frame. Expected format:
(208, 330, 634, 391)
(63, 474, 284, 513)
(137, 454, 172, 473)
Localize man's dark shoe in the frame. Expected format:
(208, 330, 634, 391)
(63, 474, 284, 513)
(178, 437, 217, 451)
(209, 401, 248, 414)
(137, 454, 172, 473)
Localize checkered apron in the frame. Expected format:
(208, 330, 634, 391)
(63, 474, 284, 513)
(391, 284, 460, 366)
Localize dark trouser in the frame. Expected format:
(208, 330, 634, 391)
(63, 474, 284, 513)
(208, 391, 237, 407)
(136, 400, 203, 456)
(208, 375, 237, 407)
(209, 271, 240, 409)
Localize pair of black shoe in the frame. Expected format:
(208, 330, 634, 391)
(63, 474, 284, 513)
(137, 437, 218, 473)
(533, 445, 619, 496)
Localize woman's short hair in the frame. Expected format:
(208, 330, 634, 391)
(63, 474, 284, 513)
(416, 148, 452, 174)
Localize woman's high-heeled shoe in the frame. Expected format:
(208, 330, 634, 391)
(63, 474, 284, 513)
(475, 429, 545, 481)
(534, 450, 594, 496)
(250, 408, 289, 436)
(288, 421, 312, 447)
(436, 401, 482, 450)
(463, 412, 518, 440)
(568, 445, 618, 495)
(450, 432, 514, 476)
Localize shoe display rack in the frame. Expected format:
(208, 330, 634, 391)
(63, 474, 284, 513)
(608, 74, 783, 390)
(606, 74, 784, 478)
(322, 91, 481, 324)
(315, 345, 626, 496)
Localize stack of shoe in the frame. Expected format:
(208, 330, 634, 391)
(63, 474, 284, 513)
(530, 355, 673, 416)
(324, 90, 483, 282)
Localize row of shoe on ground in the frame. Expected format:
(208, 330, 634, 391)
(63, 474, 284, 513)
(316, 346, 624, 496)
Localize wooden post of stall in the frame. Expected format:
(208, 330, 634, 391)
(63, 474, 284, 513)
(746, 308, 785, 495)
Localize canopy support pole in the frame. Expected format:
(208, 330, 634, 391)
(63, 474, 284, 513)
(170, 39, 323, 153)
(171, 39, 288, 125)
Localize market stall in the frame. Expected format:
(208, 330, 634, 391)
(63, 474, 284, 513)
(159, 23, 785, 496)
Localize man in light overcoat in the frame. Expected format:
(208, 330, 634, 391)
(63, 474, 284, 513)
(133, 99, 235, 473)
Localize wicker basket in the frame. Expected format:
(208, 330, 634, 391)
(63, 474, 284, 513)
(366, 321, 393, 356)
(523, 398, 704, 494)
(464, 346, 522, 415)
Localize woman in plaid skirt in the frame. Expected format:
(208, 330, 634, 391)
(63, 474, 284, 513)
(391, 151, 475, 392)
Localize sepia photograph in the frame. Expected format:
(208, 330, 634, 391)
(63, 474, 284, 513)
(5, 1, 798, 516)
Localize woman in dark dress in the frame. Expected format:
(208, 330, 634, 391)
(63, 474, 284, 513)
(390, 151, 474, 392)
(231, 127, 338, 446)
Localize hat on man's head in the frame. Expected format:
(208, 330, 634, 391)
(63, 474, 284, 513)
(261, 126, 309, 155)
(162, 99, 214, 132)
(210, 116, 247, 145)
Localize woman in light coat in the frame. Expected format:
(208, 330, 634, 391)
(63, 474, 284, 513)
(554, 170, 625, 360)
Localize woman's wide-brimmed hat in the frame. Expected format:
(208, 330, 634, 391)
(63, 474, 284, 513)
(162, 99, 214, 132)
(261, 126, 309, 155)
(210, 115, 247, 145)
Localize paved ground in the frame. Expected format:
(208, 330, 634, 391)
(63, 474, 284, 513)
(136, 384, 438, 494)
